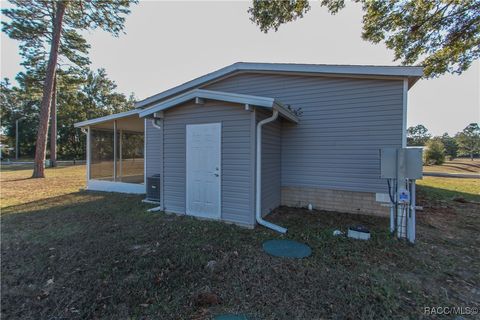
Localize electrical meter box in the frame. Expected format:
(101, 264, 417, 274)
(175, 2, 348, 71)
(380, 148, 397, 179)
(405, 147, 423, 179)
(380, 147, 423, 180)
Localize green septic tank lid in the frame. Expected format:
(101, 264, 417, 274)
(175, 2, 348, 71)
(214, 314, 250, 320)
(262, 239, 312, 258)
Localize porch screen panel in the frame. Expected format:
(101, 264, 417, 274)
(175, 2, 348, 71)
(117, 131, 144, 184)
(90, 128, 115, 181)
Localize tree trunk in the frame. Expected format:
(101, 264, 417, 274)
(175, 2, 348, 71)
(32, 1, 66, 178)
(50, 76, 57, 167)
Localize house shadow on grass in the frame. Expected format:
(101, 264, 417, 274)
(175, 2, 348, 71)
(417, 184, 480, 203)
(1, 190, 144, 219)
(440, 164, 479, 173)
(1, 191, 270, 319)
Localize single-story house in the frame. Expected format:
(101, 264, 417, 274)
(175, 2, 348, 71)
(75, 62, 423, 232)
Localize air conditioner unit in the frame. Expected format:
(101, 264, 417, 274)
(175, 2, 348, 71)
(146, 174, 161, 202)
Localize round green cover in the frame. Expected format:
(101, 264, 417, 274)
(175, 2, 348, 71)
(262, 239, 312, 258)
(214, 314, 249, 320)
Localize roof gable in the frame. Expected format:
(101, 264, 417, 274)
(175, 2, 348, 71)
(135, 62, 423, 109)
(138, 89, 298, 123)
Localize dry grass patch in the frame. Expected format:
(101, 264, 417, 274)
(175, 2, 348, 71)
(0, 164, 86, 209)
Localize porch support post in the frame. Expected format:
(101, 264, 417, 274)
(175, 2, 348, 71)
(86, 126, 91, 181)
(113, 120, 117, 181)
(144, 118, 147, 188)
(119, 129, 123, 180)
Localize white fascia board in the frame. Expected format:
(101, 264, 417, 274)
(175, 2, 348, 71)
(135, 62, 423, 108)
(236, 62, 424, 78)
(74, 109, 140, 128)
(139, 89, 277, 118)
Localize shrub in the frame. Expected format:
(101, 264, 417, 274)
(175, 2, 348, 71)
(424, 139, 446, 165)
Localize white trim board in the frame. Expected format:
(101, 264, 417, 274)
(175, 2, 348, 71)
(87, 180, 145, 194)
(143, 118, 147, 197)
(74, 109, 141, 128)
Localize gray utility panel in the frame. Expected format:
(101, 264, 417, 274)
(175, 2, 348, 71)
(380, 148, 423, 180)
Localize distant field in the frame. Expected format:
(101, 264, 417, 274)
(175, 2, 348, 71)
(423, 158, 480, 174)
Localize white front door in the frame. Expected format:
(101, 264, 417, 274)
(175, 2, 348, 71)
(186, 123, 221, 219)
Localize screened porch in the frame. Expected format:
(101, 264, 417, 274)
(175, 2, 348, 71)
(75, 110, 145, 194)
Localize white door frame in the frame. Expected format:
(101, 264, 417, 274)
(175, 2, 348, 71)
(186, 122, 222, 219)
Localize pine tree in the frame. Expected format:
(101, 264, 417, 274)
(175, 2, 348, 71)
(407, 124, 431, 146)
(2, 0, 136, 177)
(456, 123, 480, 160)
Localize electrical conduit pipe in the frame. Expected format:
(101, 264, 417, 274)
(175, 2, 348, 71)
(256, 109, 287, 234)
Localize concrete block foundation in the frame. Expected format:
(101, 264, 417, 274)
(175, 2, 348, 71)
(281, 186, 389, 217)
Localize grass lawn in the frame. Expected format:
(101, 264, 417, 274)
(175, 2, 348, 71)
(0, 164, 85, 208)
(1, 165, 479, 319)
(423, 158, 480, 175)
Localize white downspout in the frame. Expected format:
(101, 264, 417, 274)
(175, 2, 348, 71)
(147, 118, 164, 212)
(256, 109, 287, 234)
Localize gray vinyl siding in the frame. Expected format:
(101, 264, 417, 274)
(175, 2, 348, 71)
(161, 101, 254, 226)
(145, 120, 162, 178)
(204, 73, 404, 193)
(256, 109, 282, 215)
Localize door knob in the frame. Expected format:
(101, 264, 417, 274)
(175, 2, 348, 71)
(214, 173, 219, 177)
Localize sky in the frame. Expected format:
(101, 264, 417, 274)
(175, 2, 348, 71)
(1, 0, 479, 136)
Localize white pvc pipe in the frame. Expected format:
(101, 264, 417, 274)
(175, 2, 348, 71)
(390, 206, 395, 233)
(152, 119, 162, 129)
(256, 109, 287, 234)
(408, 180, 416, 244)
(389, 179, 395, 233)
(147, 205, 163, 212)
